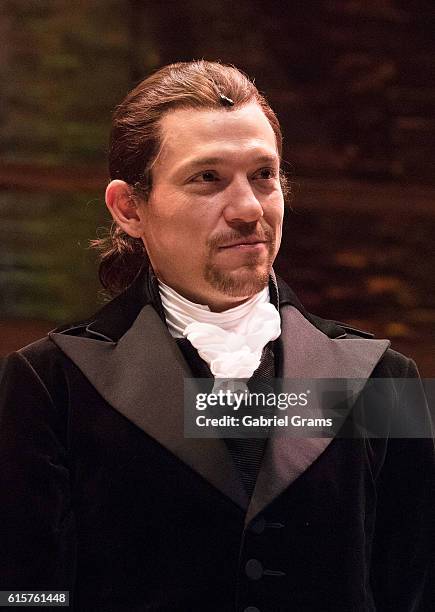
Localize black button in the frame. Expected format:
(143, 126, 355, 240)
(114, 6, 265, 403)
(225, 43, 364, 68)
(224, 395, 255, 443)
(249, 516, 266, 534)
(245, 559, 263, 580)
(244, 607, 260, 612)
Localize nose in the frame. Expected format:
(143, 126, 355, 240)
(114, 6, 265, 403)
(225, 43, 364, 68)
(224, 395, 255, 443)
(222, 177, 264, 225)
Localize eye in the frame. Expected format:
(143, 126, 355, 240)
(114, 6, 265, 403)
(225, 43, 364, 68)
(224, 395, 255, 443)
(191, 170, 218, 182)
(253, 167, 278, 180)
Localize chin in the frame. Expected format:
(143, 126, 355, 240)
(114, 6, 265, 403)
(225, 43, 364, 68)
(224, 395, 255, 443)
(205, 263, 271, 298)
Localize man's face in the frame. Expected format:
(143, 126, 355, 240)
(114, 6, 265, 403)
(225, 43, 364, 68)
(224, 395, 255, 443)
(137, 102, 284, 311)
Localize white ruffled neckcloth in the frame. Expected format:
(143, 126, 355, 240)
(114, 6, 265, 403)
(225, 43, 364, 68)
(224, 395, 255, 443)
(158, 280, 281, 379)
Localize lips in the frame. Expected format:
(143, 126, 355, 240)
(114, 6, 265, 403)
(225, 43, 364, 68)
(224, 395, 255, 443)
(219, 238, 267, 249)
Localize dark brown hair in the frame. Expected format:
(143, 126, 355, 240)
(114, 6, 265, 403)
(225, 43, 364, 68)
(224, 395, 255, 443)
(92, 60, 288, 295)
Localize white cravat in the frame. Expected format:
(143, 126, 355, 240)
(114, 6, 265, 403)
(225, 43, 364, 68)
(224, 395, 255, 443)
(158, 281, 281, 378)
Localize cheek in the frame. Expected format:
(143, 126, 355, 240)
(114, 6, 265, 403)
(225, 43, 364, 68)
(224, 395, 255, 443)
(266, 200, 284, 250)
(265, 197, 284, 226)
(149, 215, 208, 260)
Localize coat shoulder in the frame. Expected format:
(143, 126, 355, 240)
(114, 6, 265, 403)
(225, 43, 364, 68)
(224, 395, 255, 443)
(371, 347, 417, 378)
(6, 327, 86, 395)
(336, 322, 417, 378)
(308, 312, 417, 378)
(14, 315, 96, 367)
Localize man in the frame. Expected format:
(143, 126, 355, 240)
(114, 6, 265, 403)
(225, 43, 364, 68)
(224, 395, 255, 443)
(0, 61, 433, 611)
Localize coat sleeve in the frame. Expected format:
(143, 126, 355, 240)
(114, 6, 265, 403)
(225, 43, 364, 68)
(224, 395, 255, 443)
(0, 350, 76, 593)
(370, 358, 434, 611)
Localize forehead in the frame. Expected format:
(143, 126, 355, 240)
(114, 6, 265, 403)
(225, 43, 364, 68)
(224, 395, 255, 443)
(156, 103, 278, 168)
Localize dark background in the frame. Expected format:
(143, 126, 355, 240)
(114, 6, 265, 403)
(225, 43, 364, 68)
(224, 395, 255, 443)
(0, 0, 434, 374)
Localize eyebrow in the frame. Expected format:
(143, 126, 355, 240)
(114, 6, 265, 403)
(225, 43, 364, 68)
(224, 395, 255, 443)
(179, 154, 279, 174)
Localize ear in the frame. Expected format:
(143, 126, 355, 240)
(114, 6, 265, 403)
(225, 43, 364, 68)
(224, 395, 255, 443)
(105, 180, 144, 238)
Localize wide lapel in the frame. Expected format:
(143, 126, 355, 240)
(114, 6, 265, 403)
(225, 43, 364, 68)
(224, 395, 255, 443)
(50, 305, 249, 511)
(246, 304, 391, 524)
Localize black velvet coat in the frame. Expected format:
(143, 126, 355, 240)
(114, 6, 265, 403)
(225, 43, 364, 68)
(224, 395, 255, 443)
(0, 270, 433, 611)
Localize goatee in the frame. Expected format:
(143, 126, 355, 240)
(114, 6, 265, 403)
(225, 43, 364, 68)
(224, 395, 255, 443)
(204, 224, 276, 297)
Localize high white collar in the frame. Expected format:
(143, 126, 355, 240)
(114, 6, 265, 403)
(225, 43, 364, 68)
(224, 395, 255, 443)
(158, 280, 281, 378)
(158, 280, 270, 338)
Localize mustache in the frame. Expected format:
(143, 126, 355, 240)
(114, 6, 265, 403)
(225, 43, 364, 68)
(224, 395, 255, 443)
(207, 224, 274, 250)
